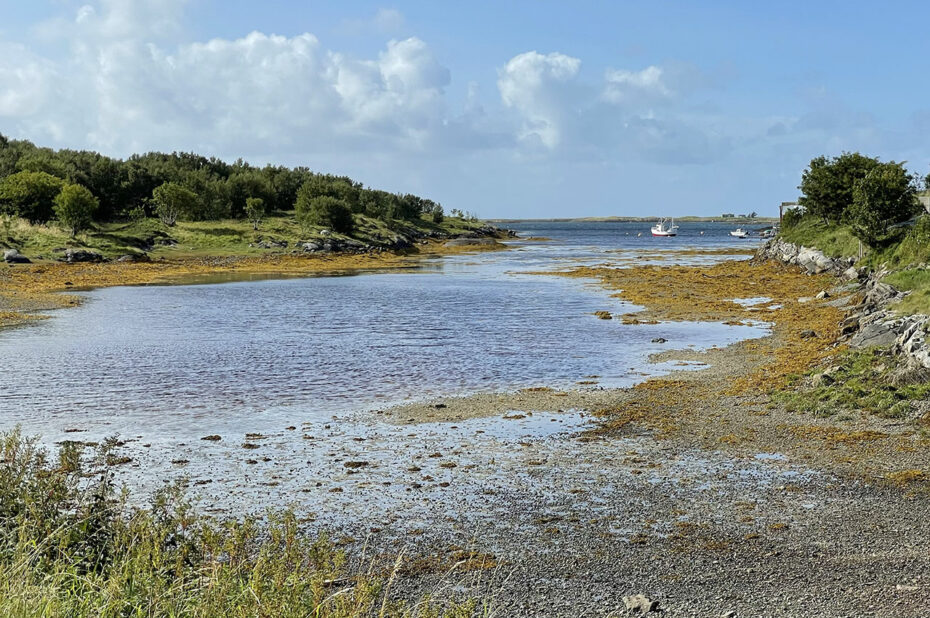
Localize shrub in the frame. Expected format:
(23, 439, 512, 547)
(0, 170, 65, 224)
(296, 182, 354, 234)
(53, 184, 99, 237)
(781, 207, 804, 230)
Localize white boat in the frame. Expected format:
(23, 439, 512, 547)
(651, 218, 678, 237)
(729, 228, 750, 238)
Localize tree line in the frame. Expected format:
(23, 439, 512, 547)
(791, 152, 930, 246)
(0, 134, 446, 236)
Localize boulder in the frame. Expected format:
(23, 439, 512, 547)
(843, 266, 862, 281)
(116, 253, 150, 262)
(816, 290, 830, 300)
(60, 249, 105, 263)
(3, 249, 31, 264)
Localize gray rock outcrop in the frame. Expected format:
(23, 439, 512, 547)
(756, 238, 855, 275)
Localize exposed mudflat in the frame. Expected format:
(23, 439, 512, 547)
(5, 234, 930, 616)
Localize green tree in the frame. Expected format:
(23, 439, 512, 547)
(798, 153, 880, 223)
(296, 182, 354, 234)
(848, 162, 919, 246)
(53, 184, 99, 237)
(244, 197, 265, 230)
(0, 170, 65, 223)
(152, 182, 198, 227)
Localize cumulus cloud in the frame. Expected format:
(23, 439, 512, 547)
(0, 1, 740, 170)
(1, 1, 459, 157)
(497, 51, 581, 149)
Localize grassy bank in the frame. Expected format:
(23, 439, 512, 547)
(0, 211, 494, 261)
(0, 429, 479, 618)
(780, 214, 930, 313)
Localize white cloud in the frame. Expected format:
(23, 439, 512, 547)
(602, 65, 671, 104)
(497, 51, 581, 149)
(1, 1, 458, 157)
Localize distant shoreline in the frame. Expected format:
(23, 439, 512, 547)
(488, 216, 779, 224)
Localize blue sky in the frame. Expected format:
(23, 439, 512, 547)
(1, 1, 929, 218)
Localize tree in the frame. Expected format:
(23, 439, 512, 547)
(0, 170, 65, 223)
(798, 153, 880, 223)
(152, 182, 198, 227)
(296, 182, 354, 234)
(53, 184, 99, 237)
(244, 197, 265, 230)
(848, 162, 919, 246)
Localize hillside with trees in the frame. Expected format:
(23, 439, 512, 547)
(0, 135, 488, 260)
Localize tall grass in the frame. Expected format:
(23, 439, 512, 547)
(0, 429, 480, 617)
(779, 217, 860, 258)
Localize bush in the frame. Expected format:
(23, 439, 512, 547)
(0, 170, 65, 223)
(53, 184, 99, 237)
(781, 207, 804, 230)
(798, 153, 879, 224)
(0, 429, 477, 617)
(296, 182, 354, 234)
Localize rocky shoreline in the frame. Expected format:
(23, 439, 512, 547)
(759, 237, 930, 369)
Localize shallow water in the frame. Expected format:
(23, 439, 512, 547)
(0, 221, 765, 442)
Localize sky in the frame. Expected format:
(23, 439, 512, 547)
(1, 1, 929, 218)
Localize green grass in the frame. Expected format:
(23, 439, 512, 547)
(0, 213, 493, 261)
(0, 429, 483, 618)
(883, 269, 930, 315)
(774, 349, 930, 420)
(779, 217, 861, 259)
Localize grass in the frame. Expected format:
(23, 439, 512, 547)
(778, 217, 861, 259)
(0, 212, 493, 261)
(0, 429, 483, 617)
(779, 213, 930, 313)
(774, 349, 930, 420)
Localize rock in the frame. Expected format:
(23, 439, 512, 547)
(798, 297, 813, 304)
(850, 322, 899, 349)
(863, 281, 899, 308)
(320, 229, 331, 236)
(594, 311, 613, 320)
(843, 266, 861, 281)
(622, 594, 659, 613)
(651, 337, 667, 343)
(300, 241, 323, 252)
(816, 290, 830, 300)
(812, 372, 834, 387)
(116, 253, 150, 262)
(800, 330, 818, 339)
(60, 248, 104, 263)
(201, 435, 222, 441)
(3, 249, 31, 263)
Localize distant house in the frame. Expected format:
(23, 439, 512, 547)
(779, 201, 801, 223)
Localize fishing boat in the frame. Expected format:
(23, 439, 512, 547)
(651, 218, 678, 237)
(729, 228, 750, 238)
